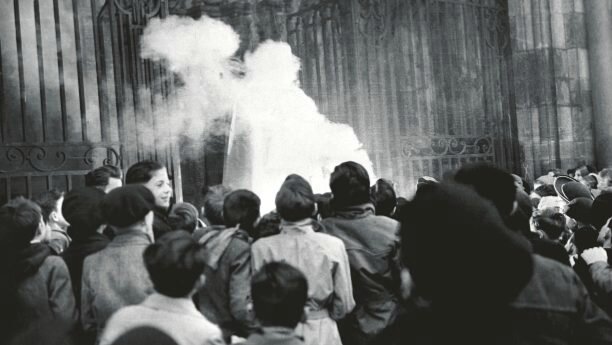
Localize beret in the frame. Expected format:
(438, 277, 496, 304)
(591, 191, 612, 230)
(101, 185, 155, 227)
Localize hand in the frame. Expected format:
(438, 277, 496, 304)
(581, 247, 608, 265)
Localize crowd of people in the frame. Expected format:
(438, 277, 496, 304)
(2, 159, 612, 345)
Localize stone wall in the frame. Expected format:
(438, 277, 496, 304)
(508, 0, 594, 179)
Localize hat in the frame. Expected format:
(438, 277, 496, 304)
(565, 197, 594, 224)
(400, 182, 533, 307)
(101, 185, 155, 227)
(62, 187, 106, 240)
(590, 192, 612, 229)
(554, 176, 593, 203)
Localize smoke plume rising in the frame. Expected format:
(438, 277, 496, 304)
(141, 15, 375, 211)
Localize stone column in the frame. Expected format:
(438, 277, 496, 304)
(585, 0, 612, 169)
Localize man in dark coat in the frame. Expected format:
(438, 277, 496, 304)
(320, 161, 402, 345)
(197, 189, 259, 342)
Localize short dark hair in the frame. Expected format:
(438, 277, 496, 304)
(168, 203, 199, 233)
(275, 174, 315, 222)
(314, 193, 333, 219)
(143, 231, 204, 298)
(0, 197, 42, 247)
(329, 161, 371, 208)
(251, 262, 308, 328)
(223, 190, 260, 232)
(583, 175, 598, 189)
(371, 179, 397, 217)
(253, 211, 281, 241)
(202, 185, 232, 226)
(85, 165, 122, 188)
(454, 164, 516, 217)
(32, 189, 64, 223)
(126, 160, 165, 184)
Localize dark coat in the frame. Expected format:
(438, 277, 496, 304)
(14, 245, 78, 335)
(153, 208, 173, 240)
(320, 203, 402, 345)
(237, 327, 304, 345)
(574, 248, 612, 317)
(197, 226, 256, 341)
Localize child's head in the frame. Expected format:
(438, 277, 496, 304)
(0, 197, 47, 247)
(33, 189, 69, 229)
(251, 262, 308, 328)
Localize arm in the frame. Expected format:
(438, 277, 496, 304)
(588, 262, 612, 296)
(330, 242, 355, 320)
(228, 241, 257, 338)
(575, 272, 612, 344)
(47, 257, 78, 325)
(80, 259, 98, 343)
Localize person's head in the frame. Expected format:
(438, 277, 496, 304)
(0, 197, 47, 247)
(251, 262, 308, 328)
(126, 161, 172, 210)
(533, 209, 566, 241)
(275, 174, 315, 222)
(371, 178, 397, 217)
(590, 192, 612, 248)
(202, 185, 232, 226)
(101, 185, 156, 237)
(313, 193, 333, 219)
(168, 203, 199, 234)
(329, 161, 371, 208)
(62, 187, 107, 241)
(599, 168, 612, 190)
(565, 197, 593, 227)
(575, 165, 596, 181)
(573, 225, 600, 254)
(567, 168, 576, 178)
(224, 190, 261, 233)
(454, 164, 517, 218)
(400, 182, 533, 309)
(534, 184, 557, 198)
(143, 231, 205, 298)
(253, 211, 281, 241)
(581, 174, 599, 190)
(33, 189, 69, 229)
(85, 165, 123, 193)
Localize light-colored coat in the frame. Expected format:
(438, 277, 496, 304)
(252, 219, 355, 345)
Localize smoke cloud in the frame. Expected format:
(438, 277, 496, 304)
(141, 15, 375, 211)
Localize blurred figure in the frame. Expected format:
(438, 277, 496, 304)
(33, 189, 71, 254)
(126, 161, 173, 240)
(370, 178, 397, 218)
(400, 182, 612, 344)
(194, 185, 232, 241)
(252, 175, 355, 345)
(109, 327, 177, 345)
(81, 185, 156, 343)
(100, 231, 223, 345)
(0, 197, 77, 343)
(197, 190, 260, 342)
(85, 165, 123, 193)
(320, 161, 401, 345)
(599, 168, 612, 193)
(237, 262, 309, 345)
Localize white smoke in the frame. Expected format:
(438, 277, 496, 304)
(141, 15, 375, 211)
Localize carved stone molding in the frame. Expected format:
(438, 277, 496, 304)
(401, 136, 493, 158)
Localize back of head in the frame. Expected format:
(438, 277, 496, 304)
(454, 164, 517, 217)
(143, 231, 204, 298)
(32, 189, 63, 223)
(101, 185, 155, 229)
(535, 184, 557, 198)
(574, 225, 600, 254)
(223, 189, 260, 232)
(85, 165, 122, 189)
(125, 160, 164, 184)
(253, 211, 281, 241)
(275, 174, 315, 222)
(370, 178, 397, 217)
(0, 197, 42, 249)
(534, 209, 566, 240)
(314, 193, 333, 219)
(202, 185, 232, 226)
(565, 197, 593, 225)
(583, 174, 598, 189)
(62, 187, 106, 241)
(329, 161, 371, 208)
(110, 326, 178, 345)
(251, 262, 308, 328)
(400, 182, 533, 308)
(168, 202, 199, 233)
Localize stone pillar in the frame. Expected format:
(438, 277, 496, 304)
(508, 0, 594, 180)
(585, 0, 612, 169)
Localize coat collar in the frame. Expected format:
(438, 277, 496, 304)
(333, 203, 375, 219)
(280, 218, 315, 234)
(108, 229, 152, 247)
(142, 292, 203, 318)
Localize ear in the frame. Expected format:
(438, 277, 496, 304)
(49, 210, 59, 222)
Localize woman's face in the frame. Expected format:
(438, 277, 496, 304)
(144, 168, 173, 209)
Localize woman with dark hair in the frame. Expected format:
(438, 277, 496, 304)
(126, 161, 173, 240)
